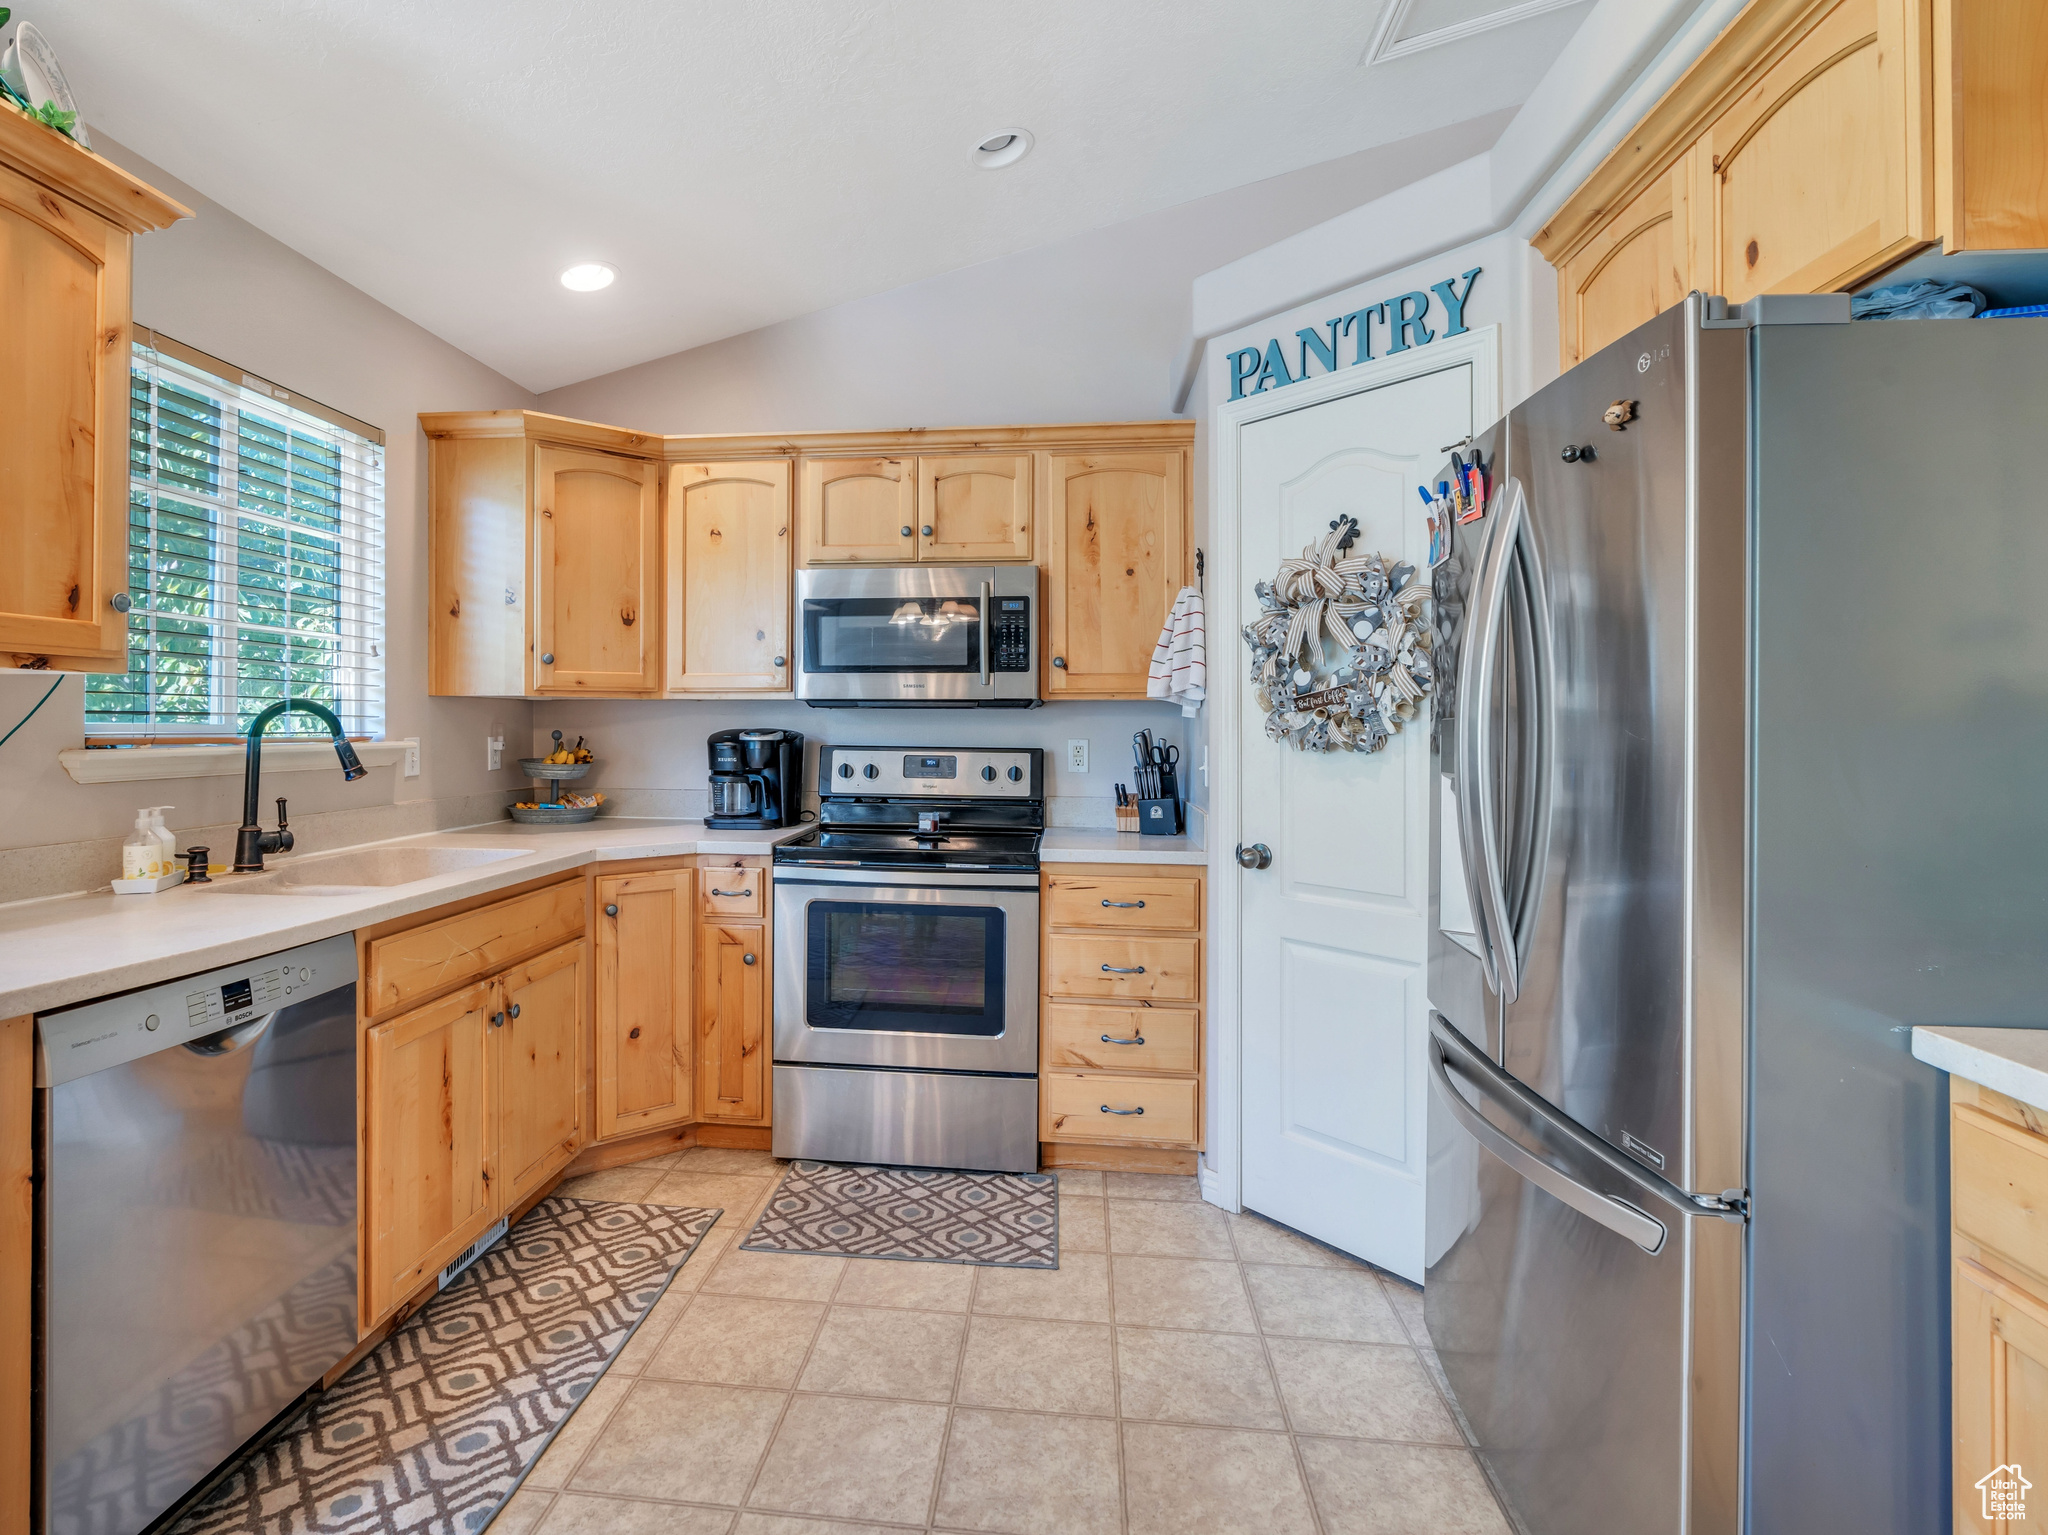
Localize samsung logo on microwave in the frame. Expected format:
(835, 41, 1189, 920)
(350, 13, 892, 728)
(1228, 266, 1482, 401)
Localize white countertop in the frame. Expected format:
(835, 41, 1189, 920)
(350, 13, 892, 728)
(1912, 1025, 2048, 1113)
(0, 819, 803, 1020)
(0, 817, 1208, 1019)
(1039, 827, 1206, 866)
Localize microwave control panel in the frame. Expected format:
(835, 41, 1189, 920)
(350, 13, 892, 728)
(991, 598, 1032, 672)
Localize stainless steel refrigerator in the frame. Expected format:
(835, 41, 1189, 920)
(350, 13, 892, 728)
(1426, 291, 2048, 1534)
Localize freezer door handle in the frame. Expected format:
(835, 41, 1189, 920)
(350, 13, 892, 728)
(1429, 1014, 1667, 1254)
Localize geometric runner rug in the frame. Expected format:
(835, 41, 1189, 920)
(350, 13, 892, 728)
(741, 1160, 1057, 1268)
(166, 1197, 718, 1535)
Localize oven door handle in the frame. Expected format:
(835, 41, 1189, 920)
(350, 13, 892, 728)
(980, 579, 993, 687)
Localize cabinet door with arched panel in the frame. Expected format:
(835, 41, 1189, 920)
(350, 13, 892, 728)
(1558, 170, 1687, 370)
(798, 456, 916, 564)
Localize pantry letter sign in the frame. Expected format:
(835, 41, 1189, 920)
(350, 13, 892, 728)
(1227, 266, 1482, 401)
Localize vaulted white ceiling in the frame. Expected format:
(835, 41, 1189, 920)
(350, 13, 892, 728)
(48, 0, 1591, 391)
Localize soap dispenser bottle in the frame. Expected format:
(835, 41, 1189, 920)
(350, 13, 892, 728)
(149, 806, 178, 875)
(123, 810, 159, 881)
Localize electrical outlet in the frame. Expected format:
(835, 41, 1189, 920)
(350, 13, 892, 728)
(1067, 739, 1088, 773)
(402, 737, 421, 778)
(487, 735, 504, 771)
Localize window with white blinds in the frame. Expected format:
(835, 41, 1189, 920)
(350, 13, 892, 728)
(86, 334, 386, 738)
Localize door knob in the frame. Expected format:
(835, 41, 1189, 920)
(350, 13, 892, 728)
(1236, 843, 1272, 870)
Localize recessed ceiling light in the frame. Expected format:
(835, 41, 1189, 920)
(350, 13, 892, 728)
(560, 263, 616, 292)
(972, 129, 1033, 170)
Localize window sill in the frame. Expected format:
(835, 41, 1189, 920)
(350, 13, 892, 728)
(59, 740, 411, 785)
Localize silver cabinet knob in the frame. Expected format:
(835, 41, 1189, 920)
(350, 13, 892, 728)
(1052, 656, 1067, 669)
(490, 1011, 504, 1027)
(922, 525, 933, 536)
(773, 656, 786, 667)
(509, 1003, 520, 1019)
(743, 953, 757, 966)
(1236, 843, 1272, 870)
(900, 526, 913, 537)
(109, 592, 131, 613)
(605, 903, 618, 916)
(540, 652, 554, 665)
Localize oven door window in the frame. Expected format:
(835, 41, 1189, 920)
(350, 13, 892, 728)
(805, 901, 1006, 1036)
(802, 597, 982, 673)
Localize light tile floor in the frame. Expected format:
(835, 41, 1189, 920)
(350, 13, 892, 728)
(498, 1149, 1512, 1535)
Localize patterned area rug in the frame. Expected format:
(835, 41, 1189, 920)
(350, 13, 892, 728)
(742, 1160, 1057, 1268)
(168, 1196, 717, 1535)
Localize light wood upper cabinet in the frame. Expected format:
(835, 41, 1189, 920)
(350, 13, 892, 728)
(916, 454, 1033, 562)
(1559, 169, 1688, 371)
(1041, 450, 1186, 698)
(1687, 0, 1917, 306)
(1527, 0, 2048, 372)
(799, 457, 916, 564)
(666, 459, 792, 693)
(0, 116, 185, 671)
(698, 920, 767, 1123)
(492, 941, 587, 1211)
(534, 445, 661, 694)
(594, 869, 695, 1140)
(362, 981, 496, 1327)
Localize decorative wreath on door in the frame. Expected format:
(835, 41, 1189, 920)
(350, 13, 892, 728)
(1241, 515, 1434, 753)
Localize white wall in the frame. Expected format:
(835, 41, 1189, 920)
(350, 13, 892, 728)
(534, 114, 1511, 433)
(0, 134, 539, 898)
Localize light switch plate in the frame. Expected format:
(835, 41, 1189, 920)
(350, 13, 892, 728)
(402, 737, 421, 778)
(1067, 739, 1088, 773)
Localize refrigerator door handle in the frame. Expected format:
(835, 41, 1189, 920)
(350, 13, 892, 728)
(1430, 1012, 1669, 1254)
(1455, 478, 1525, 1002)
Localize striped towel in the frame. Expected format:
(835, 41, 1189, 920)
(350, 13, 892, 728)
(1147, 586, 1207, 717)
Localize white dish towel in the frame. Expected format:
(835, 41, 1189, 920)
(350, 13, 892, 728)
(1147, 585, 1207, 716)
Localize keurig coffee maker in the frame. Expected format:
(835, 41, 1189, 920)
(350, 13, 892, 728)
(706, 728, 803, 829)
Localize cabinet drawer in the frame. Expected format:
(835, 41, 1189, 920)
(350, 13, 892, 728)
(1044, 933, 1199, 1003)
(1043, 1003, 1198, 1075)
(1956, 1104, 2048, 1282)
(366, 880, 585, 1016)
(1044, 873, 1199, 932)
(699, 866, 765, 917)
(1043, 1073, 1198, 1146)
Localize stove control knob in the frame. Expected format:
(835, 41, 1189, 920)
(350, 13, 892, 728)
(981, 765, 997, 781)
(863, 763, 880, 779)
(1008, 766, 1023, 782)
(838, 762, 854, 779)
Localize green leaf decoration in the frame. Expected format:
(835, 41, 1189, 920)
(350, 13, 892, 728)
(0, 11, 13, 28)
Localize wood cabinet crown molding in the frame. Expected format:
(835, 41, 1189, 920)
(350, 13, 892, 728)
(0, 104, 188, 231)
(1533, 0, 1871, 266)
(419, 411, 1193, 462)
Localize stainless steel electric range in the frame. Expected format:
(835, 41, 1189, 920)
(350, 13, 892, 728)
(772, 746, 1044, 1174)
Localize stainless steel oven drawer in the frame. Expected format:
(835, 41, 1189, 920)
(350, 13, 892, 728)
(772, 1064, 1040, 1174)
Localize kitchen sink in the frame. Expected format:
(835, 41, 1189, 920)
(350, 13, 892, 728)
(217, 845, 530, 894)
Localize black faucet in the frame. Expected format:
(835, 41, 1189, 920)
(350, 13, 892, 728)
(235, 698, 367, 872)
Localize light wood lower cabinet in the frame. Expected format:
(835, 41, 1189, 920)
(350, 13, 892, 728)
(698, 920, 767, 1123)
(494, 941, 587, 1210)
(594, 869, 695, 1140)
(1951, 1078, 2048, 1530)
(1041, 863, 1204, 1161)
(362, 980, 497, 1328)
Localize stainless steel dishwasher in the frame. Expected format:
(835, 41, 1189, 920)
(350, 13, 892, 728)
(34, 933, 359, 1535)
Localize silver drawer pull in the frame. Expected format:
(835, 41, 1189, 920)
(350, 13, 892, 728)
(711, 887, 753, 898)
(1100, 1033, 1146, 1046)
(1101, 899, 1145, 908)
(1101, 964, 1146, 974)
(1100, 1105, 1146, 1115)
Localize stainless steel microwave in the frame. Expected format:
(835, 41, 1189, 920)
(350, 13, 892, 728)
(795, 565, 1040, 707)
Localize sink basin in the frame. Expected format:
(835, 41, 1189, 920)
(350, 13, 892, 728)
(219, 845, 530, 894)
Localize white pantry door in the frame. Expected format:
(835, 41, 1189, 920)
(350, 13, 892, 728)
(1236, 363, 1471, 1282)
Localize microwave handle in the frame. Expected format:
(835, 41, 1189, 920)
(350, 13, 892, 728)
(979, 579, 992, 687)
